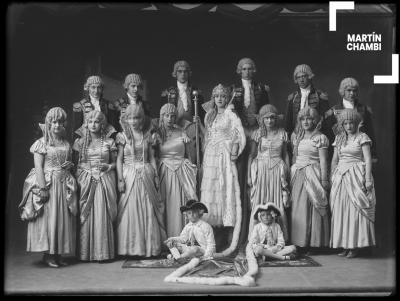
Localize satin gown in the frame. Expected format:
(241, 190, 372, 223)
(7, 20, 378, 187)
(248, 128, 290, 241)
(73, 137, 118, 261)
(158, 129, 197, 237)
(290, 133, 330, 247)
(19, 138, 77, 255)
(330, 133, 376, 249)
(116, 132, 166, 257)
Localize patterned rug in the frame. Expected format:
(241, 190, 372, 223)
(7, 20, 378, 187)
(122, 257, 190, 268)
(258, 255, 321, 267)
(122, 255, 320, 268)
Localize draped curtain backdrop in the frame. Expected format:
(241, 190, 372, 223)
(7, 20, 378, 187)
(7, 3, 395, 254)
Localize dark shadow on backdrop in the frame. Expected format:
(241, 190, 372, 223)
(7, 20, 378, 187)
(6, 4, 395, 254)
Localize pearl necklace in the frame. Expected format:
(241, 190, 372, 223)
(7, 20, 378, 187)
(88, 134, 104, 180)
(52, 135, 67, 167)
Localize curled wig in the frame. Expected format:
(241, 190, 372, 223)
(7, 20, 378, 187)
(338, 77, 359, 98)
(171, 60, 192, 78)
(236, 58, 256, 75)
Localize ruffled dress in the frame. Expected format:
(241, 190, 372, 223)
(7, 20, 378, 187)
(248, 128, 290, 241)
(290, 132, 330, 247)
(73, 137, 118, 261)
(158, 128, 197, 237)
(116, 131, 167, 257)
(200, 109, 246, 227)
(19, 138, 77, 255)
(330, 133, 376, 249)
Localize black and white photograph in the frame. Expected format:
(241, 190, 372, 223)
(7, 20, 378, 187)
(5, 2, 397, 295)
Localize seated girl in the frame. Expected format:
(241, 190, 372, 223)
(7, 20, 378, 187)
(249, 203, 297, 261)
(164, 200, 215, 262)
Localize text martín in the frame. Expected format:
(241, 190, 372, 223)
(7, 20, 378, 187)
(346, 33, 382, 51)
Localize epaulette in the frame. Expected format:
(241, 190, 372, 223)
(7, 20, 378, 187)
(161, 86, 177, 97)
(161, 89, 168, 97)
(73, 102, 82, 112)
(108, 102, 116, 110)
(324, 108, 334, 118)
(110, 99, 122, 110)
(318, 90, 329, 100)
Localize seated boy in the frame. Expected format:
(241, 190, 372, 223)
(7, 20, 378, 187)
(249, 203, 297, 261)
(164, 199, 216, 262)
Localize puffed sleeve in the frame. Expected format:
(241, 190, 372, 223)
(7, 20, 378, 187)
(72, 138, 82, 152)
(290, 132, 297, 147)
(313, 134, 329, 149)
(30, 138, 47, 155)
(147, 132, 155, 146)
(281, 129, 289, 143)
(332, 135, 338, 147)
(115, 132, 126, 147)
(250, 129, 261, 143)
(358, 132, 372, 147)
(107, 138, 117, 152)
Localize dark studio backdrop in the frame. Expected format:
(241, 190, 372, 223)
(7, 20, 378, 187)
(6, 4, 396, 254)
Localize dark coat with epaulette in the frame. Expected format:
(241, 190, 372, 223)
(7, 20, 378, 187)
(160, 83, 205, 125)
(109, 94, 151, 132)
(72, 97, 115, 140)
(231, 80, 269, 128)
(284, 85, 330, 136)
(324, 99, 377, 159)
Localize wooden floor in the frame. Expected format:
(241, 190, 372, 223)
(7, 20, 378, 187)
(4, 247, 395, 295)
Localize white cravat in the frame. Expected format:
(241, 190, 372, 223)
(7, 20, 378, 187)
(127, 93, 137, 104)
(242, 79, 252, 108)
(300, 86, 311, 109)
(89, 95, 101, 111)
(343, 98, 355, 109)
(177, 81, 188, 111)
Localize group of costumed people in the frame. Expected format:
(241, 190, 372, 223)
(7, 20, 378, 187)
(19, 59, 377, 286)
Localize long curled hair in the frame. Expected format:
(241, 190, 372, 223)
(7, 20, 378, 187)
(39, 107, 67, 146)
(120, 103, 145, 148)
(204, 84, 230, 127)
(292, 107, 321, 157)
(334, 109, 363, 151)
(158, 103, 178, 143)
(78, 110, 107, 163)
(257, 104, 282, 139)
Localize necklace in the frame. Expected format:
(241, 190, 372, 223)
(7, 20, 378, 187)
(51, 134, 67, 167)
(88, 134, 104, 180)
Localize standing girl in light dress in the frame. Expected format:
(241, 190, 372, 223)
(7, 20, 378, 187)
(116, 103, 167, 258)
(73, 110, 118, 262)
(290, 107, 330, 255)
(157, 103, 198, 238)
(247, 104, 290, 242)
(200, 84, 246, 251)
(330, 109, 376, 258)
(19, 107, 77, 267)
